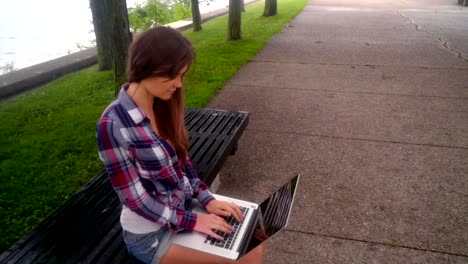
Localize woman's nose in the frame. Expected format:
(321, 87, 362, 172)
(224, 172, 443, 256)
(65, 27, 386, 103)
(175, 77, 183, 88)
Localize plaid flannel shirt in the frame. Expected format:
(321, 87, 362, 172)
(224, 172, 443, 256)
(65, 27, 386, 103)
(96, 85, 214, 232)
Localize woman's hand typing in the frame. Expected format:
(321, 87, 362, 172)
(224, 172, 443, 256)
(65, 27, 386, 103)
(205, 200, 244, 222)
(193, 214, 233, 240)
(192, 200, 244, 240)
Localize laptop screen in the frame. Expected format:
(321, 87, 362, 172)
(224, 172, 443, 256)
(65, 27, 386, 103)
(243, 175, 300, 254)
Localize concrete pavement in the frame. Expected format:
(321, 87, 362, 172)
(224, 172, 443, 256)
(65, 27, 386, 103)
(208, 0, 468, 262)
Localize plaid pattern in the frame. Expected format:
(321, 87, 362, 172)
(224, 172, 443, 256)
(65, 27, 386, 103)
(96, 84, 214, 232)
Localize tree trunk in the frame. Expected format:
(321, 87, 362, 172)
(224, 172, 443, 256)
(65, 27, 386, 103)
(191, 0, 203, 31)
(263, 0, 277, 17)
(241, 0, 245, 12)
(108, 0, 132, 95)
(228, 0, 242, 41)
(90, 0, 112, 70)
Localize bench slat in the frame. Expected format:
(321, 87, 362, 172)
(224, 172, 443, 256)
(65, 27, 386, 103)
(187, 109, 249, 185)
(0, 172, 115, 263)
(82, 218, 127, 264)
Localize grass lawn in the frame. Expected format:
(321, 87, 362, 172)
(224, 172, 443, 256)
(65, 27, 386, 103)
(0, 0, 309, 252)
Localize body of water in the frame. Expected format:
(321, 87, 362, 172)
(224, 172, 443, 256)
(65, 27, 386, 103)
(0, 0, 228, 73)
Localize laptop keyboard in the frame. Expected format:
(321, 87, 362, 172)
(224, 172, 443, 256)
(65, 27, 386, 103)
(204, 206, 249, 250)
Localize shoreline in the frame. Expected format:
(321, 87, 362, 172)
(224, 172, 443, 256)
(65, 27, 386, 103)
(0, 0, 260, 100)
(0, 0, 231, 71)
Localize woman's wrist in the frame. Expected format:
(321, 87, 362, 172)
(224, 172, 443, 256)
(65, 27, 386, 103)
(198, 190, 215, 208)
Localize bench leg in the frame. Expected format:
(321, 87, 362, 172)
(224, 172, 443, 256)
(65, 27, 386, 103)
(230, 144, 238, 155)
(209, 173, 222, 194)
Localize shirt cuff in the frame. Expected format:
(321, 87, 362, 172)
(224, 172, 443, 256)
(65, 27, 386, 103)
(197, 189, 215, 208)
(173, 208, 197, 231)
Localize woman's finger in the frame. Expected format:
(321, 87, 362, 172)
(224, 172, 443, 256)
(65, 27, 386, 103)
(228, 203, 243, 222)
(208, 230, 224, 241)
(214, 207, 231, 217)
(213, 222, 233, 234)
(211, 215, 233, 232)
(215, 202, 234, 217)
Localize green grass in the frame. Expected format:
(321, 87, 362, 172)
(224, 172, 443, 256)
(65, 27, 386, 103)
(0, 0, 309, 252)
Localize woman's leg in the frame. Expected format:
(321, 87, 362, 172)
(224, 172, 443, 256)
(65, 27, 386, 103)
(161, 242, 266, 264)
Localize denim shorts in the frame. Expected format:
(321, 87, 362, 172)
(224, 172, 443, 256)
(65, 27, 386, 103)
(123, 227, 174, 264)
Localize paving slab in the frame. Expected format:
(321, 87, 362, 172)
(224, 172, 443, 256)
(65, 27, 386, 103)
(215, 130, 468, 256)
(399, 0, 468, 8)
(306, 0, 401, 9)
(254, 6, 467, 68)
(310, 0, 466, 10)
(264, 231, 468, 263)
(398, 8, 468, 57)
(208, 0, 468, 261)
(210, 85, 468, 148)
(226, 62, 468, 98)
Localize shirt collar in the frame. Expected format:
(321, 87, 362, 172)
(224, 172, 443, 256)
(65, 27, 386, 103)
(117, 83, 147, 125)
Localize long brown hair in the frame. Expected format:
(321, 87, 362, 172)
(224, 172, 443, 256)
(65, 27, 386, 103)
(127, 26, 195, 164)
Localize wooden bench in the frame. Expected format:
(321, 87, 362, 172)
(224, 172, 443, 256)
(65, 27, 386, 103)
(0, 108, 249, 264)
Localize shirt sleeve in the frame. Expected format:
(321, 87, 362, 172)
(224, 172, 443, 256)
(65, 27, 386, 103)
(96, 117, 197, 231)
(183, 155, 215, 207)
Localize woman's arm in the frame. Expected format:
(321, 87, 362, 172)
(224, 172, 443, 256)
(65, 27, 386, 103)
(183, 156, 215, 207)
(184, 156, 243, 222)
(97, 117, 196, 232)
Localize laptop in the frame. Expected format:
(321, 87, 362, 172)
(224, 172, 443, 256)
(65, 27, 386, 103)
(172, 174, 300, 260)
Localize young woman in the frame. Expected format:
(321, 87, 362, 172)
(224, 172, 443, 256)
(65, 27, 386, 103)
(96, 26, 264, 264)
